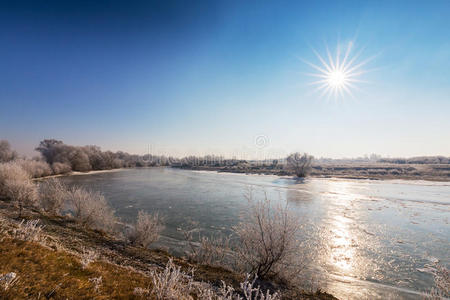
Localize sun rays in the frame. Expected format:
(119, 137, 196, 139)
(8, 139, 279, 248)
(303, 41, 375, 100)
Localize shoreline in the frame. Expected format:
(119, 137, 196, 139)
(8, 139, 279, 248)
(33, 168, 127, 181)
(173, 164, 450, 182)
(33, 164, 450, 183)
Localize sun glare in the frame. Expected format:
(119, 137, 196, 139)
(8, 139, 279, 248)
(328, 70, 346, 88)
(304, 41, 375, 100)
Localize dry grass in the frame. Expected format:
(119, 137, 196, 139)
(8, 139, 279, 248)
(184, 229, 232, 267)
(0, 238, 152, 299)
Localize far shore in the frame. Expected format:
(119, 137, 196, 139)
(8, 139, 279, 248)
(33, 163, 450, 182)
(173, 163, 450, 182)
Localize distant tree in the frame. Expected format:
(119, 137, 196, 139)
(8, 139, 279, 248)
(272, 159, 279, 168)
(286, 152, 313, 177)
(69, 149, 91, 172)
(35, 139, 65, 165)
(0, 140, 18, 163)
(51, 162, 72, 174)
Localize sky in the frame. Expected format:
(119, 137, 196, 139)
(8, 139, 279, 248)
(1, 0, 449, 159)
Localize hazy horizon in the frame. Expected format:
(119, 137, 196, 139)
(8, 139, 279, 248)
(1, 0, 449, 159)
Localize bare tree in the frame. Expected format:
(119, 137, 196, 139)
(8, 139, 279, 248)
(127, 210, 165, 248)
(233, 190, 301, 279)
(286, 152, 313, 177)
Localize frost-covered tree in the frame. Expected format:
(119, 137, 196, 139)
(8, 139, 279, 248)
(0, 140, 17, 163)
(286, 152, 313, 177)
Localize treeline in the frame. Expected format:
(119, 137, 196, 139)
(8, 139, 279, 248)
(35, 139, 175, 172)
(0, 139, 174, 177)
(0, 139, 315, 178)
(378, 156, 450, 164)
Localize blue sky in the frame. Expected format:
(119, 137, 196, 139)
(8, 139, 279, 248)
(1, 0, 449, 158)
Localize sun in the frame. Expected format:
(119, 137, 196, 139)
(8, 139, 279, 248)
(303, 41, 375, 100)
(328, 70, 346, 88)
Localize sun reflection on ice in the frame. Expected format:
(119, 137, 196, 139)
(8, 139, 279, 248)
(325, 180, 358, 275)
(330, 214, 355, 272)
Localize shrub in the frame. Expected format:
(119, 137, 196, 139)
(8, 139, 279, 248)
(150, 259, 194, 300)
(66, 187, 116, 232)
(0, 162, 27, 198)
(128, 210, 164, 248)
(136, 259, 280, 300)
(16, 159, 52, 178)
(286, 152, 313, 177)
(51, 162, 72, 175)
(239, 274, 280, 300)
(5, 178, 38, 217)
(39, 178, 67, 215)
(233, 190, 301, 279)
(0, 162, 38, 216)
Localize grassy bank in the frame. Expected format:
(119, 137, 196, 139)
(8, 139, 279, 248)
(0, 202, 337, 300)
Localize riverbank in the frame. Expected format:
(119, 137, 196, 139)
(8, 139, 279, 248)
(0, 201, 337, 299)
(174, 162, 450, 181)
(32, 168, 127, 181)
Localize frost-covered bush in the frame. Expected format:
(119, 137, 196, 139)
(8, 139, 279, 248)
(51, 162, 72, 174)
(233, 190, 301, 279)
(39, 178, 67, 215)
(134, 259, 280, 300)
(0, 162, 38, 216)
(16, 159, 52, 178)
(150, 259, 194, 300)
(128, 210, 164, 248)
(67, 186, 116, 232)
